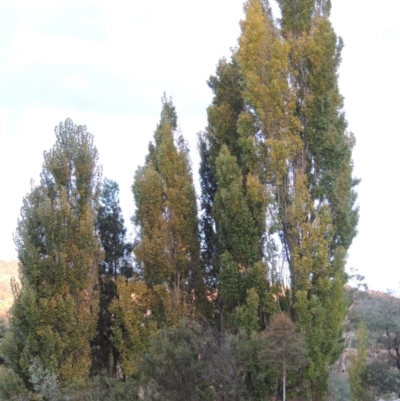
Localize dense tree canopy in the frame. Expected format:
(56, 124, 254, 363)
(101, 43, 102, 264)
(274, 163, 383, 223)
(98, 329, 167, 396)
(92, 178, 133, 376)
(199, 0, 358, 397)
(0, 2, 359, 400)
(97, 178, 133, 279)
(133, 94, 205, 319)
(2, 119, 102, 389)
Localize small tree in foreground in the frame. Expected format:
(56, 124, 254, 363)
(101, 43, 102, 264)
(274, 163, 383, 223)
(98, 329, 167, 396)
(348, 322, 373, 401)
(141, 319, 236, 401)
(260, 314, 308, 401)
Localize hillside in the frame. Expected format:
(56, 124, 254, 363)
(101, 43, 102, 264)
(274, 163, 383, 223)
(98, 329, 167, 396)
(329, 288, 400, 400)
(0, 260, 19, 319)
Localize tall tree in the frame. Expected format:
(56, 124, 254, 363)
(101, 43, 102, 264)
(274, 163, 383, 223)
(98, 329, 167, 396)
(133, 94, 204, 319)
(2, 118, 102, 390)
(348, 322, 371, 401)
(200, 0, 358, 396)
(279, 1, 357, 396)
(233, 0, 359, 397)
(92, 178, 133, 376)
(199, 58, 248, 287)
(199, 55, 273, 330)
(97, 178, 133, 279)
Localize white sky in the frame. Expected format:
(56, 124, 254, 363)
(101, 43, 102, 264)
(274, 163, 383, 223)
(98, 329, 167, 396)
(0, 0, 399, 292)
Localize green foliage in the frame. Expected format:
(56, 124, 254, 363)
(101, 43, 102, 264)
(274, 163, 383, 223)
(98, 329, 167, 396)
(229, 329, 277, 400)
(233, 0, 359, 397)
(348, 323, 373, 401)
(108, 277, 165, 377)
(97, 178, 133, 278)
(141, 319, 236, 401)
(3, 119, 102, 389)
(0, 318, 7, 365)
(366, 294, 400, 369)
(53, 375, 138, 401)
(28, 358, 58, 401)
(338, 289, 400, 399)
(198, 57, 246, 287)
(0, 1, 359, 397)
(328, 369, 350, 401)
(235, 288, 260, 333)
(365, 358, 400, 399)
(0, 366, 138, 401)
(0, 319, 6, 341)
(348, 292, 400, 398)
(140, 318, 306, 401)
(92, 178, 132, 376)
(260, 313, 308, 400)
(214, 146, 258, 269)
(198, 1, 358, 395)
(143, 320, 288, 401)
(133, 94, 204, 317)
(0, 366, 29, 401)
(200, 54, 270, 328)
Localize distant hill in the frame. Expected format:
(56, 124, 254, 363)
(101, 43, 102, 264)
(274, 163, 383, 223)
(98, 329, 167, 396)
(330, 288, 400, 400)
(0, 260, 19, 319)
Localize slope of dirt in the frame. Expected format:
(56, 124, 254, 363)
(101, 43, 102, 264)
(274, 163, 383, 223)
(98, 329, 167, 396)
(0, 260, 19, 319)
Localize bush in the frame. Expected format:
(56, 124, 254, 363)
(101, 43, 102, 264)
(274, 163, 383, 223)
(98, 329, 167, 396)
(141, 319, 236, 401)
(0, 366, 29, 401)
(53, 375, 138, 401)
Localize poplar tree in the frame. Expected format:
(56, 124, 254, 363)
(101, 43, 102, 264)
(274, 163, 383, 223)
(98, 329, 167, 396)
(198, 58, 246, 287)
(199, 54, 273, 330)
(234, 0, 359, 397)
(133, 94, 204, 319)
(201, 0, 358, 397)
(2, 119, 102, 389)
(348, 323, 370, 401)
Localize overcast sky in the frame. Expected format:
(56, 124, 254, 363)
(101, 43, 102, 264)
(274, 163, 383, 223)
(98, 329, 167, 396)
(0, 0, 399, 292)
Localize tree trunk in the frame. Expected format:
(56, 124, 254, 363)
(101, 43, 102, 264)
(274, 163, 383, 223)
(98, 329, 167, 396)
(283, 357, 286, 401)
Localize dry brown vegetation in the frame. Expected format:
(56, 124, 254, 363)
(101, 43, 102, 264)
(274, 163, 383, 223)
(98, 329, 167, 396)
(0, 260, 19, 319)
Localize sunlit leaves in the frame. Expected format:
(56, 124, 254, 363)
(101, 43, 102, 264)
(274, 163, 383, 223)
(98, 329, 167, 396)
(4, 119, 102, 389)
(133, 95, 203, 318)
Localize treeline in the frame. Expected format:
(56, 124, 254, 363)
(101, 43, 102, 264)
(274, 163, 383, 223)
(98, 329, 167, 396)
(0, 0, 358, 400)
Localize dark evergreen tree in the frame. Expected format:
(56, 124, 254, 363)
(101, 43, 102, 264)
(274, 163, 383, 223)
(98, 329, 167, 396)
(92, 179, 132, 376)
(2, 118, 102, 390)
(97, 179, 133, 279)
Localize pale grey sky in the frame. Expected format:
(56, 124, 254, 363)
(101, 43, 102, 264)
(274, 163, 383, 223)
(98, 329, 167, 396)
(0, 0, 399, 292)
